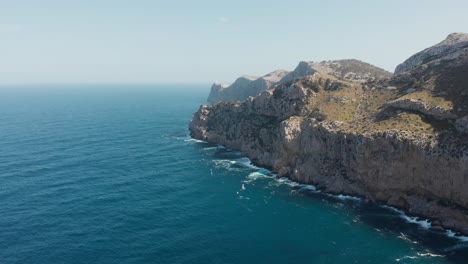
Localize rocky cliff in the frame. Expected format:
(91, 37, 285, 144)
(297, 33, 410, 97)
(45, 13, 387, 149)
(190, 33, 468, 234)
(207, 70, 289, 104)
(208, 59, 391, 104)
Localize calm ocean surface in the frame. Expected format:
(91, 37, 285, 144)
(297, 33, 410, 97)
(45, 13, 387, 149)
(0, 84, 467, 264)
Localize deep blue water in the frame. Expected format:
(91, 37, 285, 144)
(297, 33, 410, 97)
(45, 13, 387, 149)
(1, 85, 468, 264)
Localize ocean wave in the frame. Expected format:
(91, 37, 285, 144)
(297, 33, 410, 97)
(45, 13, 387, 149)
(396, 251, 444, 262)
(209, 149, 468, 245)
(327, 194, 361, 202)
(184, 138, 207, 143)
(246, 171, 271, 180)
(202, 147, 218, 151)
(446, 230, 468, 242)
(212, 159, 237, 170)
(382, 205, 468, 242)
(381, 205, 431, 230)
(234, 157, 261, 169)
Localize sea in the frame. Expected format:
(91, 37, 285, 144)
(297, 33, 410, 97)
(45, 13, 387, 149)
(1, 84, 467, 264)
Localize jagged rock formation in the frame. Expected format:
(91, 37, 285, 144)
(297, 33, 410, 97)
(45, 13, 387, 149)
(207, 70, 289, 104)
(190, 33, 468, 234)
(208, 59, 391, 104)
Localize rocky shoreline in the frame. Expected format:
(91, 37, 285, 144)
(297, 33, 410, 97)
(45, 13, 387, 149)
(189, 33, 468, 234)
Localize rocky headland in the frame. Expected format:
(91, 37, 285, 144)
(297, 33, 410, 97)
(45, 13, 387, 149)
(190, 33, 468, 234)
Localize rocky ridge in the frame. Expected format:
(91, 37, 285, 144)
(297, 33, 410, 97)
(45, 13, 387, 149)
(208, 59, 391, 104)
(190, 33, 468, 234)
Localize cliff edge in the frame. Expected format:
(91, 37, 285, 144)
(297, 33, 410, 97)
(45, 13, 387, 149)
(190, 33, 468, 234)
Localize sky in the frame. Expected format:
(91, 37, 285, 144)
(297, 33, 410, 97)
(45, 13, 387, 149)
(0, 0, 467, 84)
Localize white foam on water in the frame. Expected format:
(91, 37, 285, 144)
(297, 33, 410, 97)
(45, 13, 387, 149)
(401, 215, 432, 229)
(395, 255, 418, 262)
(212, 159, 236, 170)
(416, 252, 445, 258)
(446, 230, 468, 242)
(184, 138, 207, 143)
(299, 185, 320, 193)
(381, 205, 468, 243)
(246, 171, 270, 181)
(330, 194, 362, 202)
(203, 147, 218, 151)
(234, 157, 261, 169)
(397, 233, 419, 244)
(276, 177, 301, 187)
(395, 252, 444, 262)
(241, 184, 246, 190)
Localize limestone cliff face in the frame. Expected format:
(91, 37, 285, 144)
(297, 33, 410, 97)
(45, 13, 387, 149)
(190, 33, 468, 234)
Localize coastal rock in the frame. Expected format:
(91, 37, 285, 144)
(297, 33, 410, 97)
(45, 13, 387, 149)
(190, 33, 468, 234)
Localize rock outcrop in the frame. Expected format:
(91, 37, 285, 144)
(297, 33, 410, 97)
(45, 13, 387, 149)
(207, 70, 289, 104)
(190, 33, 468, 234)
(208, 59, 391, 104)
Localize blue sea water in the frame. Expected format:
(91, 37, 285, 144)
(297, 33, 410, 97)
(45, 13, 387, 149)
(1, 84, 468, 264)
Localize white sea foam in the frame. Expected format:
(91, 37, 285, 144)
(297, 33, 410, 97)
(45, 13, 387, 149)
(401, 215, 432, 229)
(234, 157, 260, 169)
(203, 147, 218, 151)
(299, 185, 320, 192)
(417, 252, 445, 258)
(396, 255, 418, 262)
(212, 159, 236, 170)
(396, 251, 445, 262)
(397, 233, 419, 244)
(246, 171, 270, 180)
(184, 138, 207, 143)
(276, 177, 301, 187)
(446, 230, 468, 242)
(331, 194, 361, 201)
(381, 205, 432, 229)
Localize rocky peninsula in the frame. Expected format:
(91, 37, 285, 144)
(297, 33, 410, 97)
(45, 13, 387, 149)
(190, 33, 468, 234)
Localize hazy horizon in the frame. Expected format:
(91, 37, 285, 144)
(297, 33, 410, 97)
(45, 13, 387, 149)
(1, 0, 467, 84)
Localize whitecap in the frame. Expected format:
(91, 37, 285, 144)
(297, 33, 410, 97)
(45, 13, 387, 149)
(234, 157, 260, 169)
(203, 147, 218, 151)
(416, 252, 445, 258)
(276, 177, 301, 187)
(446, 230, 468, 242)
(330, 194, 362, 202)
(299, 185, 320, 193)
(400, 215, 432, 229)
(246, 171, 270, 180)
(184, 138, 207, 143)
(212, 159, 236, 170)
(396, 255, 418, 262)
(381, 205, 431, 229)
(397, 233, 419, 244)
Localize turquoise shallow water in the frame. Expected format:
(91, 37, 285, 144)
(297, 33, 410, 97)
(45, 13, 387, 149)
(0, 84, 467, 264)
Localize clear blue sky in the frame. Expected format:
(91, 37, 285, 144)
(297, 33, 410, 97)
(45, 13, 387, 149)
(1, 0, 467, 84)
